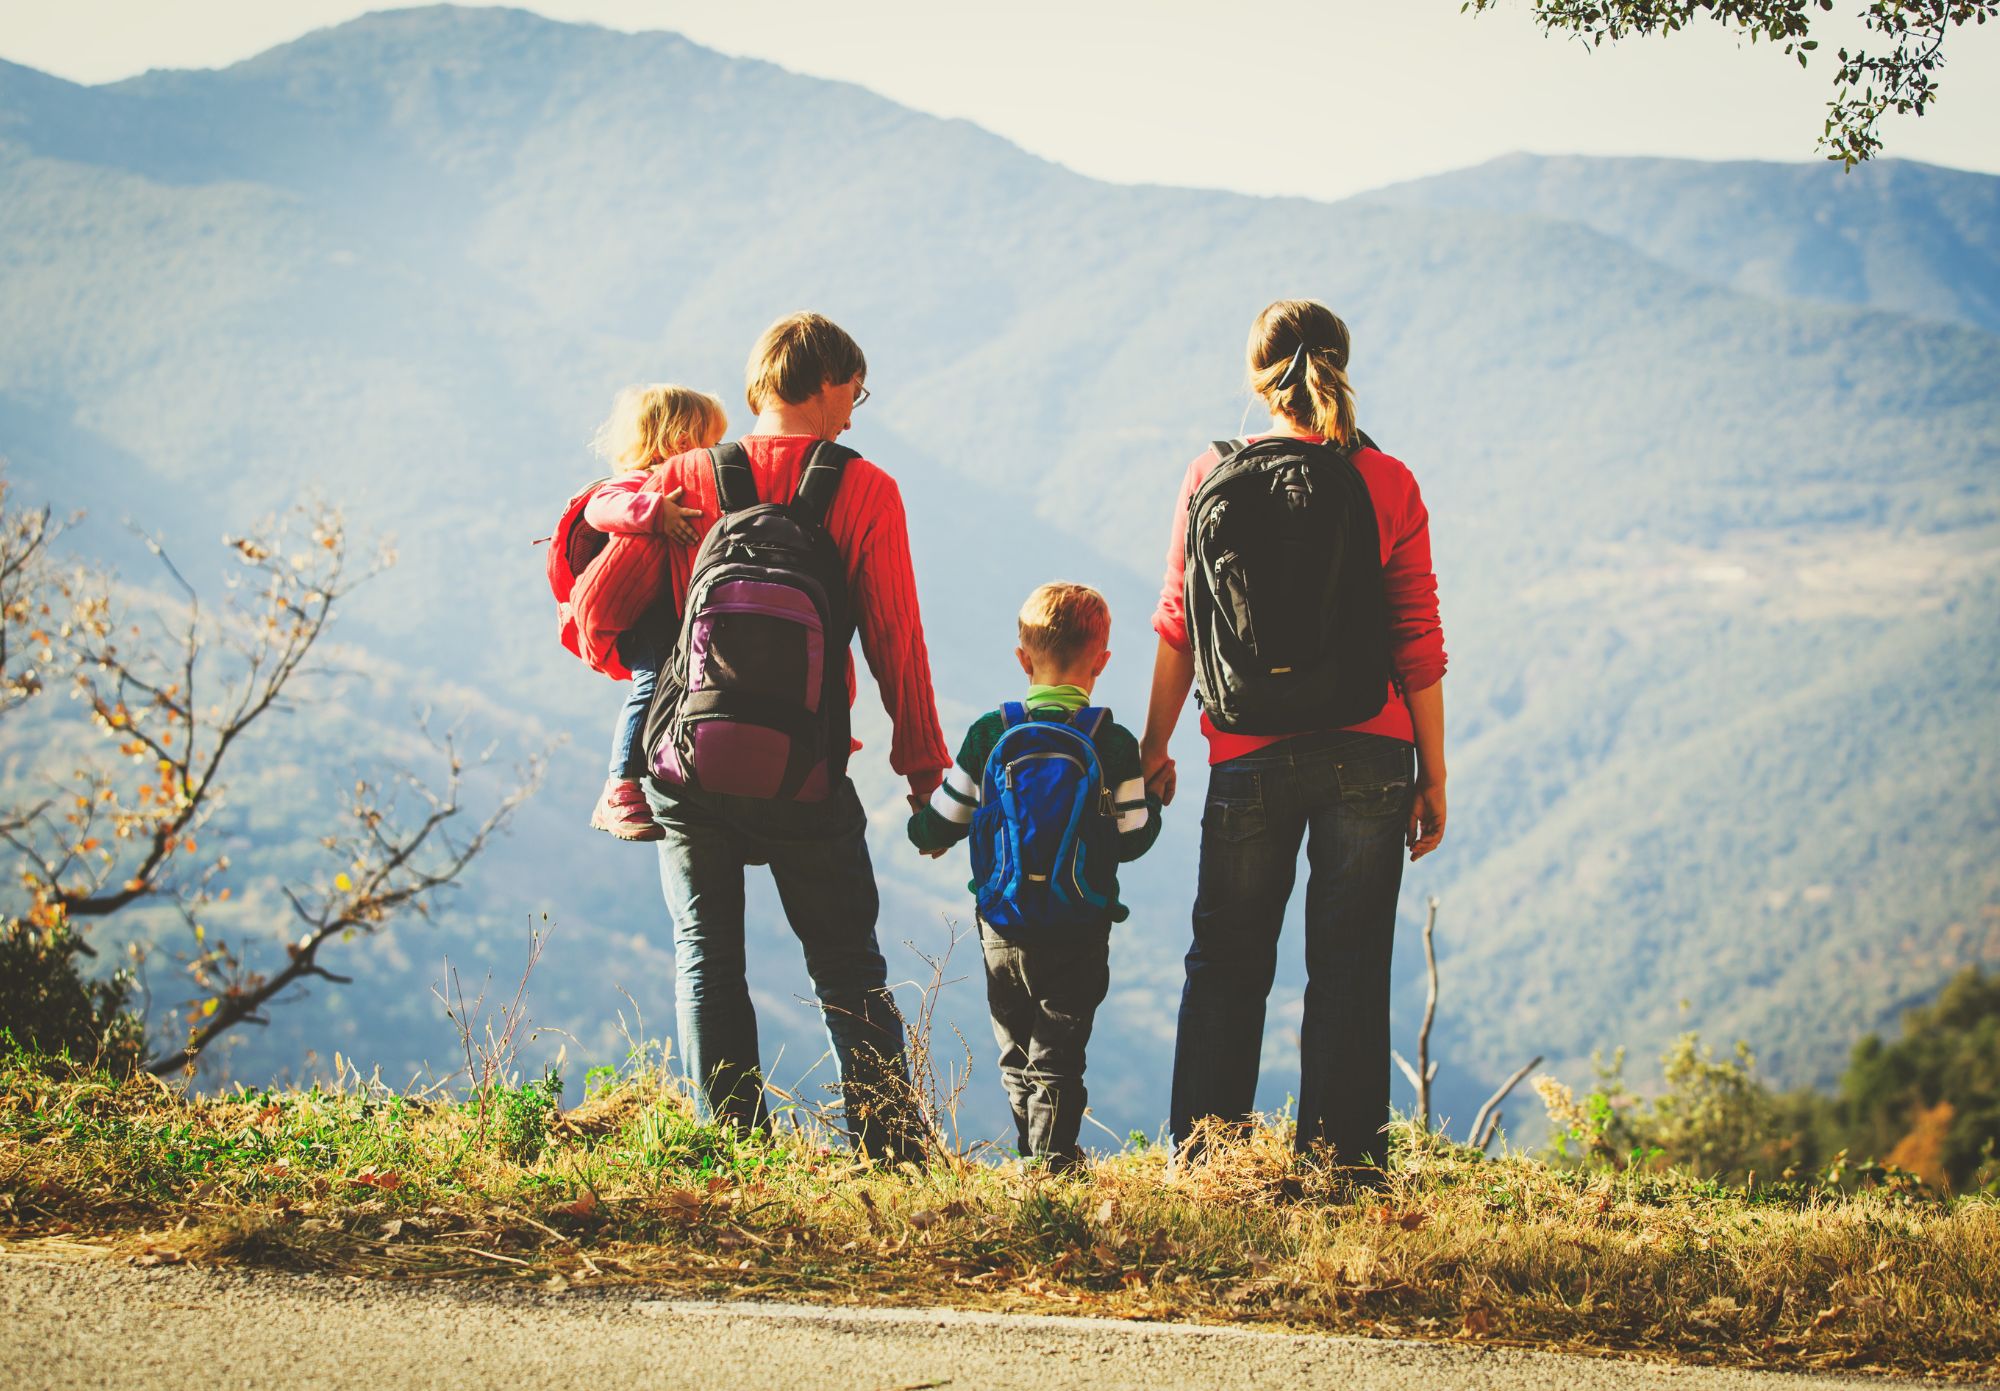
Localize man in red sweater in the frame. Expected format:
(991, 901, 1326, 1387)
(574, 313, 948, 1159)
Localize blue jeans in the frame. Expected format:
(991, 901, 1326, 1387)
(1170, 728, 1414, 1165)
(642, 775, 919, 1157)
(607, 643, 660, 780)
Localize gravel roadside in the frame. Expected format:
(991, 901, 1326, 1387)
(3, 1247, 1888, 1391)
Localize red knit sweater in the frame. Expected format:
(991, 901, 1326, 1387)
(570, 436, 950, 797)
(1152, 436, 1447, 763)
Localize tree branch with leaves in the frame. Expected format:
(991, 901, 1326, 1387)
(0, 476, 542, 1075)
(1465, 0, 1998, 164)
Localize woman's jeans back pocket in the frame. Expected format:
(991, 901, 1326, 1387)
(1203, 764, 1266, 843)
(1335, 747, 1413, 822)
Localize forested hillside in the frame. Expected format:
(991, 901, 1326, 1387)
(1373, 152, 2000, 335)
(1, 5, 1994, 1142)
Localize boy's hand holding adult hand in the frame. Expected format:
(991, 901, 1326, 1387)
(1407, 774, 1447, 862)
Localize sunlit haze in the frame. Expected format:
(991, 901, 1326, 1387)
(4, 0, 1998, 199)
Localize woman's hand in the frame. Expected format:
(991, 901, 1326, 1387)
(1407, 776, 1446, 861)
(657, 487, 702, 545)
(1141, 639, 1196, 807)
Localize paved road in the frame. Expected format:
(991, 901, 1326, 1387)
(5, 1247, 1884, 1391)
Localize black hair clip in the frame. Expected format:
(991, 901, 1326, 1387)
(1275, 342, 1308, 390)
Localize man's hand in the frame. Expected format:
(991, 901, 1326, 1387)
(1408, 777, 1447, 861)
(657, 487, 702, 545)
(917, 844, 948, 859)
(1142, 744, 1177, 807)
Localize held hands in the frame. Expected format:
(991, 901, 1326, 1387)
(657, 488, 702, 545)
(908, 788, 949, 858)
(1407, 776, 1447, 862)
(1141, 744, 1177, 807)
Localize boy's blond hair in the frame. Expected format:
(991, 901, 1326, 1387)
(1018, 582, 1111, 668)
(745, 312, 866, 415)
(591, 384, 727, 472)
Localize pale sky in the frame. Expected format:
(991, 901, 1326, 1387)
(4, 0, 1997, 200)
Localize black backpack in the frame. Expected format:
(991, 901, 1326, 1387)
(1182, 432, 1392, 734)
(643, 441, 855, 801)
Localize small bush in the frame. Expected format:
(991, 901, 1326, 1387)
(491, 1069, 563, 1164)
(0, 920, 145, 1074)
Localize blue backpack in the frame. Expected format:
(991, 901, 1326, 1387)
(969, 704, 1123, 933)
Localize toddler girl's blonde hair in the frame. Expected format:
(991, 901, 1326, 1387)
(591, 384, 728, 472)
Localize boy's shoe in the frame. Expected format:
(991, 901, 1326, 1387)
(1044, 1145, 1090, 1176)
(589, 778, 663, 841)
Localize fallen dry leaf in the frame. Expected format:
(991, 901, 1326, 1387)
(1375, 1206, 1428, 1231)
(551, 1191, 600, 1220)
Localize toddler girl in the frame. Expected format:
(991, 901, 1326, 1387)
(586, 383, 725, 840)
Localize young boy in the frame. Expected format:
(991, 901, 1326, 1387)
(908, 582, 1162, 1170)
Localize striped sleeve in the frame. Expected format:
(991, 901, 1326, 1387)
(1095, 720, 1163, 861)
(905, 713, 1000, 854)
(930, 763, 980, 825)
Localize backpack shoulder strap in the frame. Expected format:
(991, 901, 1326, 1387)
(1069, 707, 1108, 743)
(790, 441, 857, 528)
(999, 701, 1028, 730)
(710, 443, 757, 514)
(1211, 439, 1246, 466)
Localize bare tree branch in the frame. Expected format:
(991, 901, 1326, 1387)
(1473, 1055, 1546, 1153)
(149, 744, 545, 1075)
(0, 473, 541, 1076)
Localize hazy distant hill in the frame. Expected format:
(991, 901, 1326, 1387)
(1372, 152, 2000, 336)
(2, 6, 1995, 1143)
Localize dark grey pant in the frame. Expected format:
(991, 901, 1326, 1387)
(978, 918, 1111, 1163)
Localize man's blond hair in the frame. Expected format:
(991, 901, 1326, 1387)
(744, 312, 867, 414)
(1018, 582, 1111, 668)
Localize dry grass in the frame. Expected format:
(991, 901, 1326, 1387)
(2, 1053, 1996, 1380)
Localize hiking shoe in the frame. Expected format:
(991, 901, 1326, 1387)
(589, 778, 662, 841)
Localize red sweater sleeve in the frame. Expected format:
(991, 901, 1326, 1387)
(1150, 449, 1216, 653)
(846, 472, 950, 794)
(1371, 455, 1447, 693)
(569, 531, 666, 676)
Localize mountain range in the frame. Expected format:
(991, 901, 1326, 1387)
(2, 5, 1995, 1144)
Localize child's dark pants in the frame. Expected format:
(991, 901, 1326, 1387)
(978, 918, 1111, 1164)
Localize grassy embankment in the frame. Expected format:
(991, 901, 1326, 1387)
(2, 1048, 1996, 1380)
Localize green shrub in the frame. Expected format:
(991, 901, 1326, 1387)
(0, 919, 145, 1074)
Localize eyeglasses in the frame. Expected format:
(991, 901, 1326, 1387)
(851, 382, 871, 409)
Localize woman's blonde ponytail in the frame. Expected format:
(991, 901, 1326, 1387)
(1302, 349, 1355, 448)
(1246, 298, 1356, 447)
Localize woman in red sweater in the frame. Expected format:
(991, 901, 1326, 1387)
(1140, 298, 1448, 1175)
